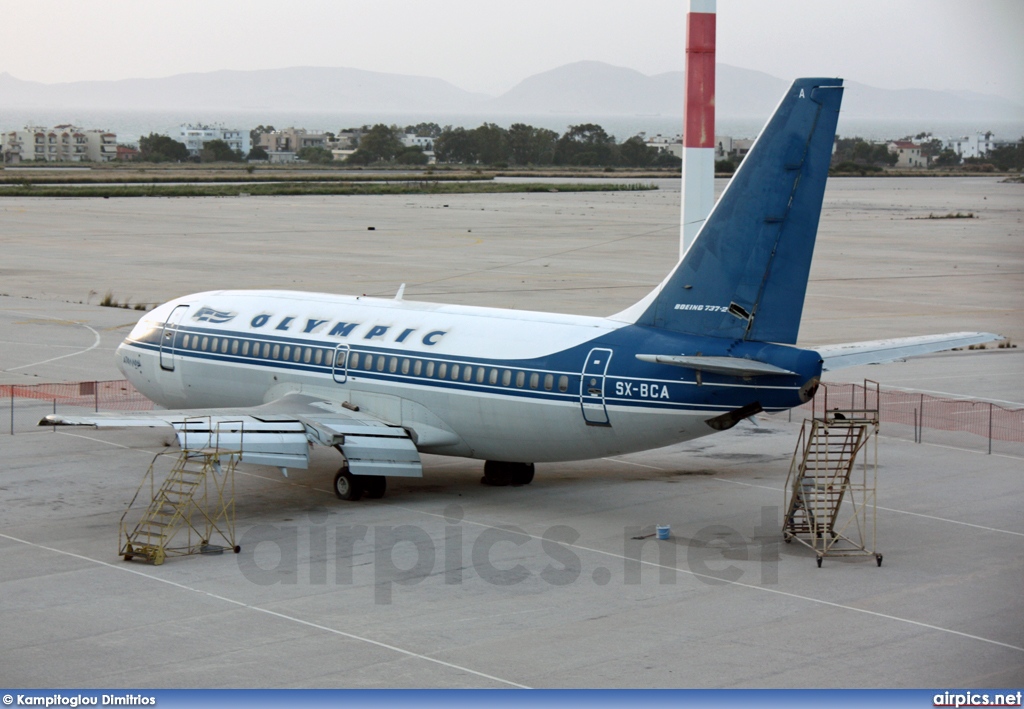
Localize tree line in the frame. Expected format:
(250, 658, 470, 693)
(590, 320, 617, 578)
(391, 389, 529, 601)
(137, 125, 1024, 171)
(136, 122, 683, 168)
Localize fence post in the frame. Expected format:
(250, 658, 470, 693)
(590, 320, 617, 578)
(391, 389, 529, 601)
(94, 381, 99, 413)
(52, 399, 56, 433)
(913, 409, 918, 443)
(988, 403, 993, 455)
(919, 394, 925, 444)
(9, 388, 13, 436)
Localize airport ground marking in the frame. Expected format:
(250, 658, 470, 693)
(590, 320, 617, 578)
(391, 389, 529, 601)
(22, 428, 1024, 657)
(0, 531, 531, 689)
(711, 476, 1024, 538)
(399, 502, 1024, 655)
(3, 310, 101, 372)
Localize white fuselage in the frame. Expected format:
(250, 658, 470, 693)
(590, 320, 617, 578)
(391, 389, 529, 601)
(116, 290, 810, 463)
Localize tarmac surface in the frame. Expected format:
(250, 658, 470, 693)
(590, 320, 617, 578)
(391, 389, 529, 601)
(1, 176, 1022, 688)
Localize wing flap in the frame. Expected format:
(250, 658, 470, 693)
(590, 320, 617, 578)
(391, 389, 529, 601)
(815, 332, 1001, 371)
(40, 392, 423, 477)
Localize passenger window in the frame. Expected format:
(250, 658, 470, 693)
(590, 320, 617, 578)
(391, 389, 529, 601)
(401, 359, 410, 375)
(314, 349, 323, 365)
(389, 357, 398, 373)
(182, 334, 190, 349)
(242, 341, 250, 356)
(363, 355, 373, 371)
(272, 344, 280, 359)
(558, 375, 569, 392)
(425, 361, 435, 377)
(335, 350, 346, 367)
(303, 348, 311, 364)
(476, 368, 485, 384)
(262, 343, 271, 358)
(463, 366, 472, 382)
(221, 339, 229, 354)
(413, 360, 422, 376)
(489, 369, 498, 385)
(529, 373, 539, 389)
(451, 364, 460, 380)
(377, 357, 386, 372)
(282, 345, 291, 360)
(211, 337, 219, 352)
(438, 363, 447, 378)
(544, 374, 554, 391)
(201, 337, 209, 351)
(293, 347, 301, 362)
(231, 340, 239, 355)
(516, 371, 525, 388)
(502, 370, 512, 387)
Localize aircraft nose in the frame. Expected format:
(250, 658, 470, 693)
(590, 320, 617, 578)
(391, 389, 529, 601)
(115, 339, 132, 377)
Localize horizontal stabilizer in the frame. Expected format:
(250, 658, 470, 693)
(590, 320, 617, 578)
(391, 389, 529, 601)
(815, 332, 1001, 371)
(636, 354, 797, 377)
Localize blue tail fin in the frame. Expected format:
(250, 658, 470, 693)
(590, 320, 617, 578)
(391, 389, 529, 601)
(632, 77, 844, 344)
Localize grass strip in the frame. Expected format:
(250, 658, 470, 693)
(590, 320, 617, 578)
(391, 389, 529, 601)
(0, 182, 657, 198)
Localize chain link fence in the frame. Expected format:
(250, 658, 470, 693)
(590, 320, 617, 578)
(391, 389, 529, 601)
(791, 381, 1024, 455)
(4, 378, 1023, 454)
(2, 379, 154, 434)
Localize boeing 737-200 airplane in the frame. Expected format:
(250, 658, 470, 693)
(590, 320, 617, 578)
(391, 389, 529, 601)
(45, 78, 998, 500)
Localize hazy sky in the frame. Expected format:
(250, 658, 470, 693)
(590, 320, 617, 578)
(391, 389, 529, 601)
(2, 0, 1022, 104)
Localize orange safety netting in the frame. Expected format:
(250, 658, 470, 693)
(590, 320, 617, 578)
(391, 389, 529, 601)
(0, 380, 155, 411)
(3, 379, 1022, 443)
(797, 382, 1024, 443)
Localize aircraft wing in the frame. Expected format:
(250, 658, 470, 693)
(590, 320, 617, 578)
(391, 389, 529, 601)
(814, 332, 1001, 371)
(41, 392, 423, 477)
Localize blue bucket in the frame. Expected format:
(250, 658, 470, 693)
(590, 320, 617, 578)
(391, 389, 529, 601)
(656, 524, 670, 540)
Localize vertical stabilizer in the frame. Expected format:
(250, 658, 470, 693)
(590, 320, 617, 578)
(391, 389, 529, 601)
(632, 78, 844, 345)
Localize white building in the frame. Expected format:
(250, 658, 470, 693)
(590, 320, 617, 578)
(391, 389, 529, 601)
(256, 127, 329, 162)
(944, 132, 998, 160)
(714, 135, 754, 161)
(646, 133, 683, 158)
(403, 134, 434, 150)
(1, 125, 116, 163)
(178, 124, 250, 158)
(888, 140, 927, 169)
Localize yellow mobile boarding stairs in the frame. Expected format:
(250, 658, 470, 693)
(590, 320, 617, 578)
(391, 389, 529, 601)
(120, 418, 240, 565)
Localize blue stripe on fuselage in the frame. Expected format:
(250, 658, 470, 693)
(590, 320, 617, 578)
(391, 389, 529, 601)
(130, 322, 819, 413)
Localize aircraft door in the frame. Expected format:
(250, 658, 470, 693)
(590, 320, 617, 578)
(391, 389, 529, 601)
(580, 347, 613, 426)
(332, 344, 350, 383)
(159, 305, 189, 371)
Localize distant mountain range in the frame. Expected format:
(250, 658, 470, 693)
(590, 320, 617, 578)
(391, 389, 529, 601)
(1, 61, 1020, 123)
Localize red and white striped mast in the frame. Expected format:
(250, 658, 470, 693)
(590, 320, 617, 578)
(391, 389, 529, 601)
(680, 0, 716, 258)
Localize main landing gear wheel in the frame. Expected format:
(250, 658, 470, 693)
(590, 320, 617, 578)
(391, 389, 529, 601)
(362, 475, 387, 499)
(481, 461, 534, 487)
(333, 468, 363, 501)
